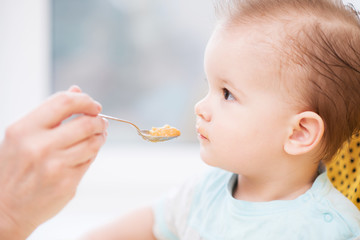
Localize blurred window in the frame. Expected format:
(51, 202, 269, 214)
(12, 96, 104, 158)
(52, 0, 213, 142)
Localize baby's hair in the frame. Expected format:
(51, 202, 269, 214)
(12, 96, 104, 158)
(214, 0, 360, 163)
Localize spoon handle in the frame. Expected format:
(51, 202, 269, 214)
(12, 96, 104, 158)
(98, 114, 141, 131)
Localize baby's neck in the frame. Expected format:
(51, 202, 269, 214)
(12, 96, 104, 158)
(232, 166, 319, 202)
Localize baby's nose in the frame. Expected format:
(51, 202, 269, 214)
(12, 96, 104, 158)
(194, 97, 211, 122)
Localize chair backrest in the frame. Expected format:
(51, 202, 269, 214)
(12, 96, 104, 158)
(327, 133, 360, 209)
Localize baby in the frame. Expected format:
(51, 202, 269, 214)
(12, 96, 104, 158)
(85, 0, 360, 239)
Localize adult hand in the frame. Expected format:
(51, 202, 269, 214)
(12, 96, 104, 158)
(0, 86, 108, 239)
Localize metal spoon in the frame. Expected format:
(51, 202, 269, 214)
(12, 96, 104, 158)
(98, 114, 179, 142)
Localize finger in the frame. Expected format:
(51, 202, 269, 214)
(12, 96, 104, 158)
(21, 91, 102, 129)
(66, 156, 97, 194)
(68, 85, 82, 93)
(52, 115, 108, 149)
(61, 133, 107, 167)
(75, 155, 96, 175)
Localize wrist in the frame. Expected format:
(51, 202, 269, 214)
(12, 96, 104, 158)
(0, 201, 33, 240)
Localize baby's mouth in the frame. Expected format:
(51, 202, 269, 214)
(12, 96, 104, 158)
(196, 127, 209, 140)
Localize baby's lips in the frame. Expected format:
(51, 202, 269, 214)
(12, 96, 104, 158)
(196, 126, 209, 140)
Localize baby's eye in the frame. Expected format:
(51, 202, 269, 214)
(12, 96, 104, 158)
(223, 88, 235, 101)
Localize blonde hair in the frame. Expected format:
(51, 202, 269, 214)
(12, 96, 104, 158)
(214, 0, 360, 163)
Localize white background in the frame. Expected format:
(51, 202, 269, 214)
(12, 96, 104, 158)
(0, 0, 49, 134)
(1, 0, 360, 239)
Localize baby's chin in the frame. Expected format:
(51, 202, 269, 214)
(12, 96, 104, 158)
(199, 147, 221, 168)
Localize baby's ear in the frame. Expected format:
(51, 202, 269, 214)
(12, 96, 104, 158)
(284, 111, 324, 156)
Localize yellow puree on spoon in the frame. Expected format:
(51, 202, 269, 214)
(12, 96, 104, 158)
(149, 125, 181, 137)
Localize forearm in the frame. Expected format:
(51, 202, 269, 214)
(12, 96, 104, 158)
(82, 207, 156, 240)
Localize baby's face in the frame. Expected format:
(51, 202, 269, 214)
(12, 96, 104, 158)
(195, 24, 298, 176)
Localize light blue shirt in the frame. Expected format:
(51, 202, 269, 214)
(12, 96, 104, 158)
(153, 168, 360, 240)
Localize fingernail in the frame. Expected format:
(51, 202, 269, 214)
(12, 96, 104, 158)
(68, 85, 82, 92)
(95, 101, 102, 112)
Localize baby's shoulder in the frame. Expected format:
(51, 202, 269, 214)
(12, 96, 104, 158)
(321, 186, 360, 235)
(305, 182, 360, 238)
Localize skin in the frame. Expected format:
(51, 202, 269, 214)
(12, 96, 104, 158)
(82, 21, 325, 239)
(0, 86, 108, 239)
